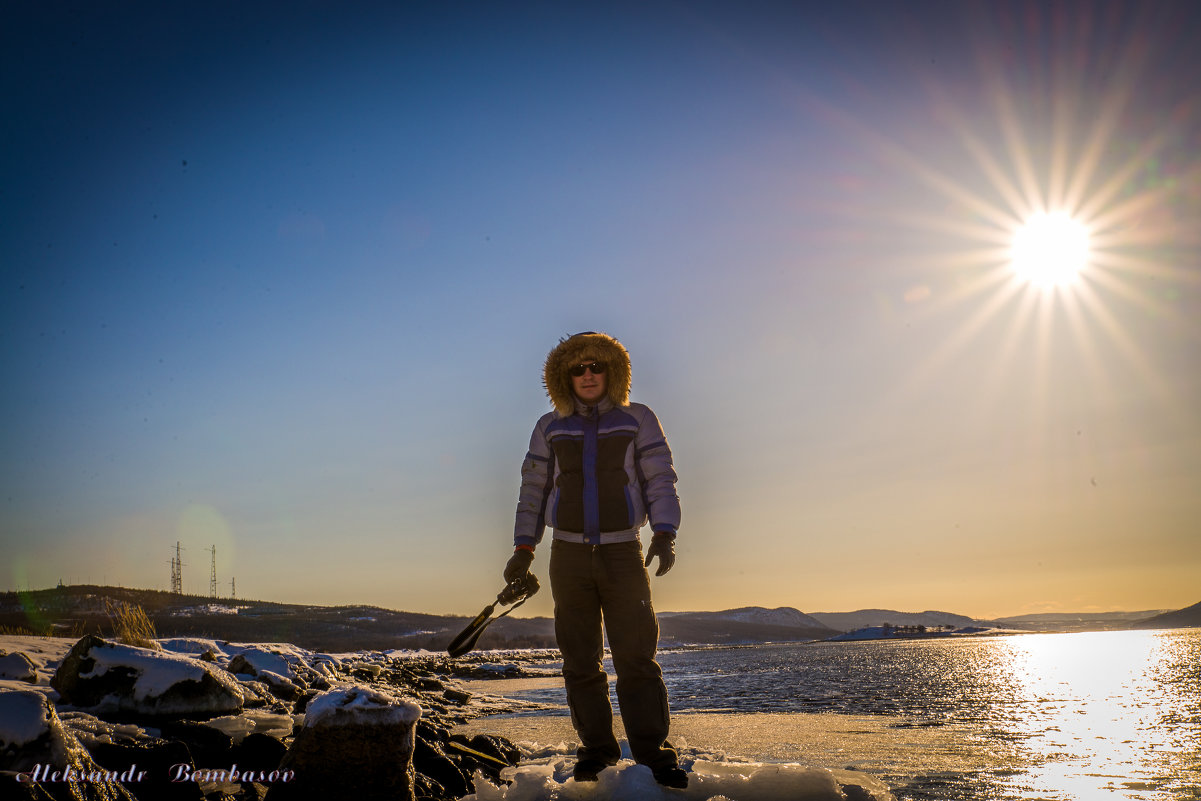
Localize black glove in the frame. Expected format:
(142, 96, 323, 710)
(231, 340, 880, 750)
(644, 532, 676, 577)
(504, 548, 534, 583)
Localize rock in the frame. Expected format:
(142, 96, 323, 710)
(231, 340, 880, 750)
(292, 689, 319, 716)
(265, 686, 421, 801)
(226, 653, 258, 677)
(233, 732, 287, 773)
(87, 735, 203, 801)
(464, 733, 520, 766)
(413, 771, 444, 800)
(255, 671, 300, 702)
(234, 679, 273, 709)
(51, 635, 243, 720)
(157, 719, 235, 766)
(442, 687, 472, 704)
(349, 665, 383, 682)
(445, 734, 519, 783)
(0, 689, 138, 800)
(60, 711, 206, 797)
(413, 737, 472, 798)
(225, 647, 314, 687)
(0, 652, 39, 683)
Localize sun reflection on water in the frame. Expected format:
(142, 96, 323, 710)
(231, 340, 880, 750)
(988, 630, 1200, 800)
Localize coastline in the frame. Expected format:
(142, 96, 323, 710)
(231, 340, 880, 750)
(452, 708, 1004, 791)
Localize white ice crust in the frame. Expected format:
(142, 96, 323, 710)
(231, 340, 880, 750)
(303, 685, 422, 729)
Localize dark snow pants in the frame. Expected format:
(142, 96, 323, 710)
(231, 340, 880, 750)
(549, 539, 677, 770)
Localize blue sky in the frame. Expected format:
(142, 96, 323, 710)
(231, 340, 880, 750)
(3, 1, 1199, 619)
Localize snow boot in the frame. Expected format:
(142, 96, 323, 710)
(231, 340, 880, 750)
(653, 765, 689, 789)
(572, 757, 614, 782)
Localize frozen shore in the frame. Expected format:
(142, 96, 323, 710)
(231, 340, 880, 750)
(453, 712, 908, 800)
(1, 635, 897, 800)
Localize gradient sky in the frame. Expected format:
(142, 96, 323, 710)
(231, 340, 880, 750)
(4, 1, 1199, 620)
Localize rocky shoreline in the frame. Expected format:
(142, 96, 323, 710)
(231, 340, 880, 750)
(0, 634, 561, 800)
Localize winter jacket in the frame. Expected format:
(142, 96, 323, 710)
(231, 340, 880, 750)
(513, 332, 681, 548)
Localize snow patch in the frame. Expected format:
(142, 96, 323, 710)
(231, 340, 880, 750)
(156, 637, 233, 658)
(303, 686, 422, 729)
(0, 690, 52, 747)
(461, 756, 893, 801)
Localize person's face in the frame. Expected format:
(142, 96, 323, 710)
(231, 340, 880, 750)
(570, 359, 607, 405)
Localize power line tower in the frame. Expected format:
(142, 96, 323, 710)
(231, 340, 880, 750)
(209, 545, 218, 599)
(170, 542, 184, 594)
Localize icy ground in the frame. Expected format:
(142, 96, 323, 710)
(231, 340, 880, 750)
(1, 635, 895, 800)
(459, 746, 894, 801)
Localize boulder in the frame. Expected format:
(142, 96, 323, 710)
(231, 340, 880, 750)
(225, 653, 258, 677)
(51, 635, 243, 720)
(60, 711, 206, 796)
(413, 737, 472, 797)
(156, 719, 235, 766)
(255, 670, 301, 702)
(233, 732, 287, 772)
(232, 678, 274, 709)
(86, 735, 203, 801)
(226, 646, 314, 687)
(265, 685, 421, 801)
(0, 652, 39, 684)
(0, 689, 138, 801)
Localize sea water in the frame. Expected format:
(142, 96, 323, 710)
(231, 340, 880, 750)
(493, 629, 1201, 800)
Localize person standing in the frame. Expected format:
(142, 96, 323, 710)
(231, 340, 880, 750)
(504, 331, 687, 788)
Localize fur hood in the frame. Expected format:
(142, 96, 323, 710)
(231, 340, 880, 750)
(543, 331, 632, 417)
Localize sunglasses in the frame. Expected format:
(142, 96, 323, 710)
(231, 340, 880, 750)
(570, 361, 607, 377)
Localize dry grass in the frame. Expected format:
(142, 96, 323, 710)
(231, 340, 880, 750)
(106, 600, 159, 649)
(0, 624, 52, 636)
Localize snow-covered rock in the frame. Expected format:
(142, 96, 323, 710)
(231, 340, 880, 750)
(0, 689, 139, 800)
(50, 634, 244, 719)
(266, 686, 422, 801)
(0, 651, 38, 683)
(226, 644, 313, 682)
(256, 669, 302, 701)
(59, 710, 205, 801)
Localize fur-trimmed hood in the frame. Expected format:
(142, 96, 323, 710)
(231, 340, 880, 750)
(543, 331, 632, 417)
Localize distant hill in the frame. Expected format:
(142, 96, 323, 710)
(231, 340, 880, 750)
(810, 609, 976, 633)
(0, 584, 554, 652)
(657, 607, 836, 645)
(1130, 601, 1201, 630)
(1, 588, 836, 650)
(6, 585, 1191, 651)
(996, 609, 1173, 632)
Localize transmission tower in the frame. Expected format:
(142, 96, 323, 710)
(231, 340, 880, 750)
(209, 545, 218, 599)
(170, 542, 184, 594)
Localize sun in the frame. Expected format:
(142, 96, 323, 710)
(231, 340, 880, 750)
(1011, 211, 1091, 288)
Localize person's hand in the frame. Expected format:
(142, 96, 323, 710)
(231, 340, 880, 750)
(504, 548, 534, 583)
(644, 532, 676, 576)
